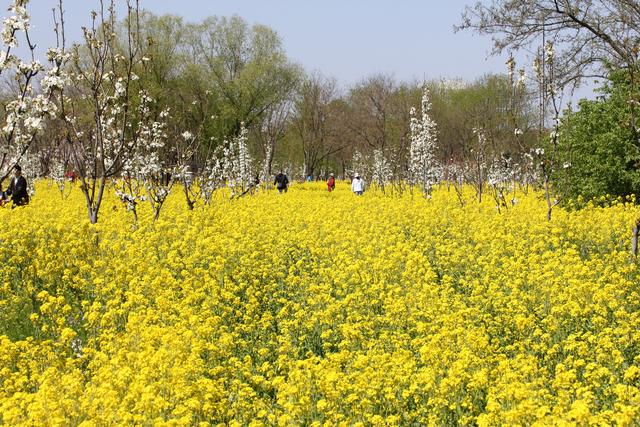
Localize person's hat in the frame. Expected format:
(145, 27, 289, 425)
(330, 173, 334, 176)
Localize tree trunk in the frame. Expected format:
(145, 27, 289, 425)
(184, 181, 195, 210)
(89, 209, 97, 224)
(545, 178, 552, 222)
(83, 179, 106, 224)
(267, 144, 275, 177)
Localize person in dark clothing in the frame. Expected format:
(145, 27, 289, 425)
(6, 165, 29, 207)
(274, 171, 289, 194)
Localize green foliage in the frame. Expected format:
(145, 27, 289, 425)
(118, 12, 301, 156)
(428, 74, 536, 161)
(552, 73, 640, 204)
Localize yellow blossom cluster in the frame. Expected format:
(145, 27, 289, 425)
(1, 181, 640, 426)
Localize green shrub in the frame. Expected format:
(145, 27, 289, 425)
(552, 72, 640, 204)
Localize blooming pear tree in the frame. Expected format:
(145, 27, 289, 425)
(220, 123, 254, 198)
(171, 88, 219, 210)
(49, 154, 72, 198)
(139, 106, 174, 221)
(445, 161, 467, 206)
(0, 0, 68, 191)
(177, 131, 240, 207)
(408, 87, 440, 197)
(351, 150, 370, 181)
(371, 149, 392, 192)
(199, 156, 224, 205)
(488, 154, 515, 213)
(61, 0, 163, 223)
(468, 127, 489, 203)
(43, 123, 76, 199)
(115, 100, 171, 222)
(175, 130, 202, 210)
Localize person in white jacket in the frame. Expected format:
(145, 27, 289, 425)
(351, 174, 365, 195)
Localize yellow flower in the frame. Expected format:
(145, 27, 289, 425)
(1, 181, 639, 425)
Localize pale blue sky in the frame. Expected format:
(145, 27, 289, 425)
(18, 0, 593, 99)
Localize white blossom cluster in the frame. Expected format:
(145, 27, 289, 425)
(173, 131, 197, 184)
(472, 127, 488, 161)
(89, 79, 141, 173)
(371, 149, 392, 188)
(200, 156, 224, 204)
(521, 150, 542, 186)
(48, 155, 71, 196)
(19, 151, 39, 196)
(445, 162, 465, 187)
(220, 123, 253, 195)
(409, 87, 440, 197)
(1, 0, 29, 49)
(350, 150, 369, 180)
(488, 155, 515, 187)
(116, 98, 174, 216)
(114, 188, 146, 212)
(128, 100, 170, 179)
(0, 0, 69, 182)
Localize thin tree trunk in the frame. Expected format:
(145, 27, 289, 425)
(83, 178, 107, 224)
(184, 181, 195, 210)
(545, 178, 552, 222)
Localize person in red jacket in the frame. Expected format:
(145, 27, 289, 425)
(64, 169, 77, 182)
(327, 173, 336, 192)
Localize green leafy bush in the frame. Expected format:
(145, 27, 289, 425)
(552, 73, 640, 204)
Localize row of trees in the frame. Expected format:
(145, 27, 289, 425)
(0, 0, 546, 224)
(460, 0, 640, 215)
(2, 0, 637, 226)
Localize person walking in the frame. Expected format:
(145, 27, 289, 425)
(6, 165, 29, 207)
(351, 174, 364, 196)
(327, 173, 336, 192)
(274, 171, 289, 194)
(64, 169, 77, 182)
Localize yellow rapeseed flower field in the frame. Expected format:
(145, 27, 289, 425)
(1, 181, 640, 426)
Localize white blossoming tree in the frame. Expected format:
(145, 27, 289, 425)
(469, 127, 488, 203)
(371, 149, 392, 193)
(175, 131, 228, 208)
(172, 99, 220, 210)
(445, 160, 467, 206)
(408, 87, 440, 197)
(520, 149, 542, 194)
(139, 106, 174, 221)
(487, 154, 516, 213)
(174, 130, 202, 210)
(199, 155, 224, 205)
(115, 101, 171, 222)
(0, 0, 68, 193)
(43, 123, 76, 199)
(350, 150, 370, 181)
(221, 123, 254, 198)
(60, 0, 164, 224)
